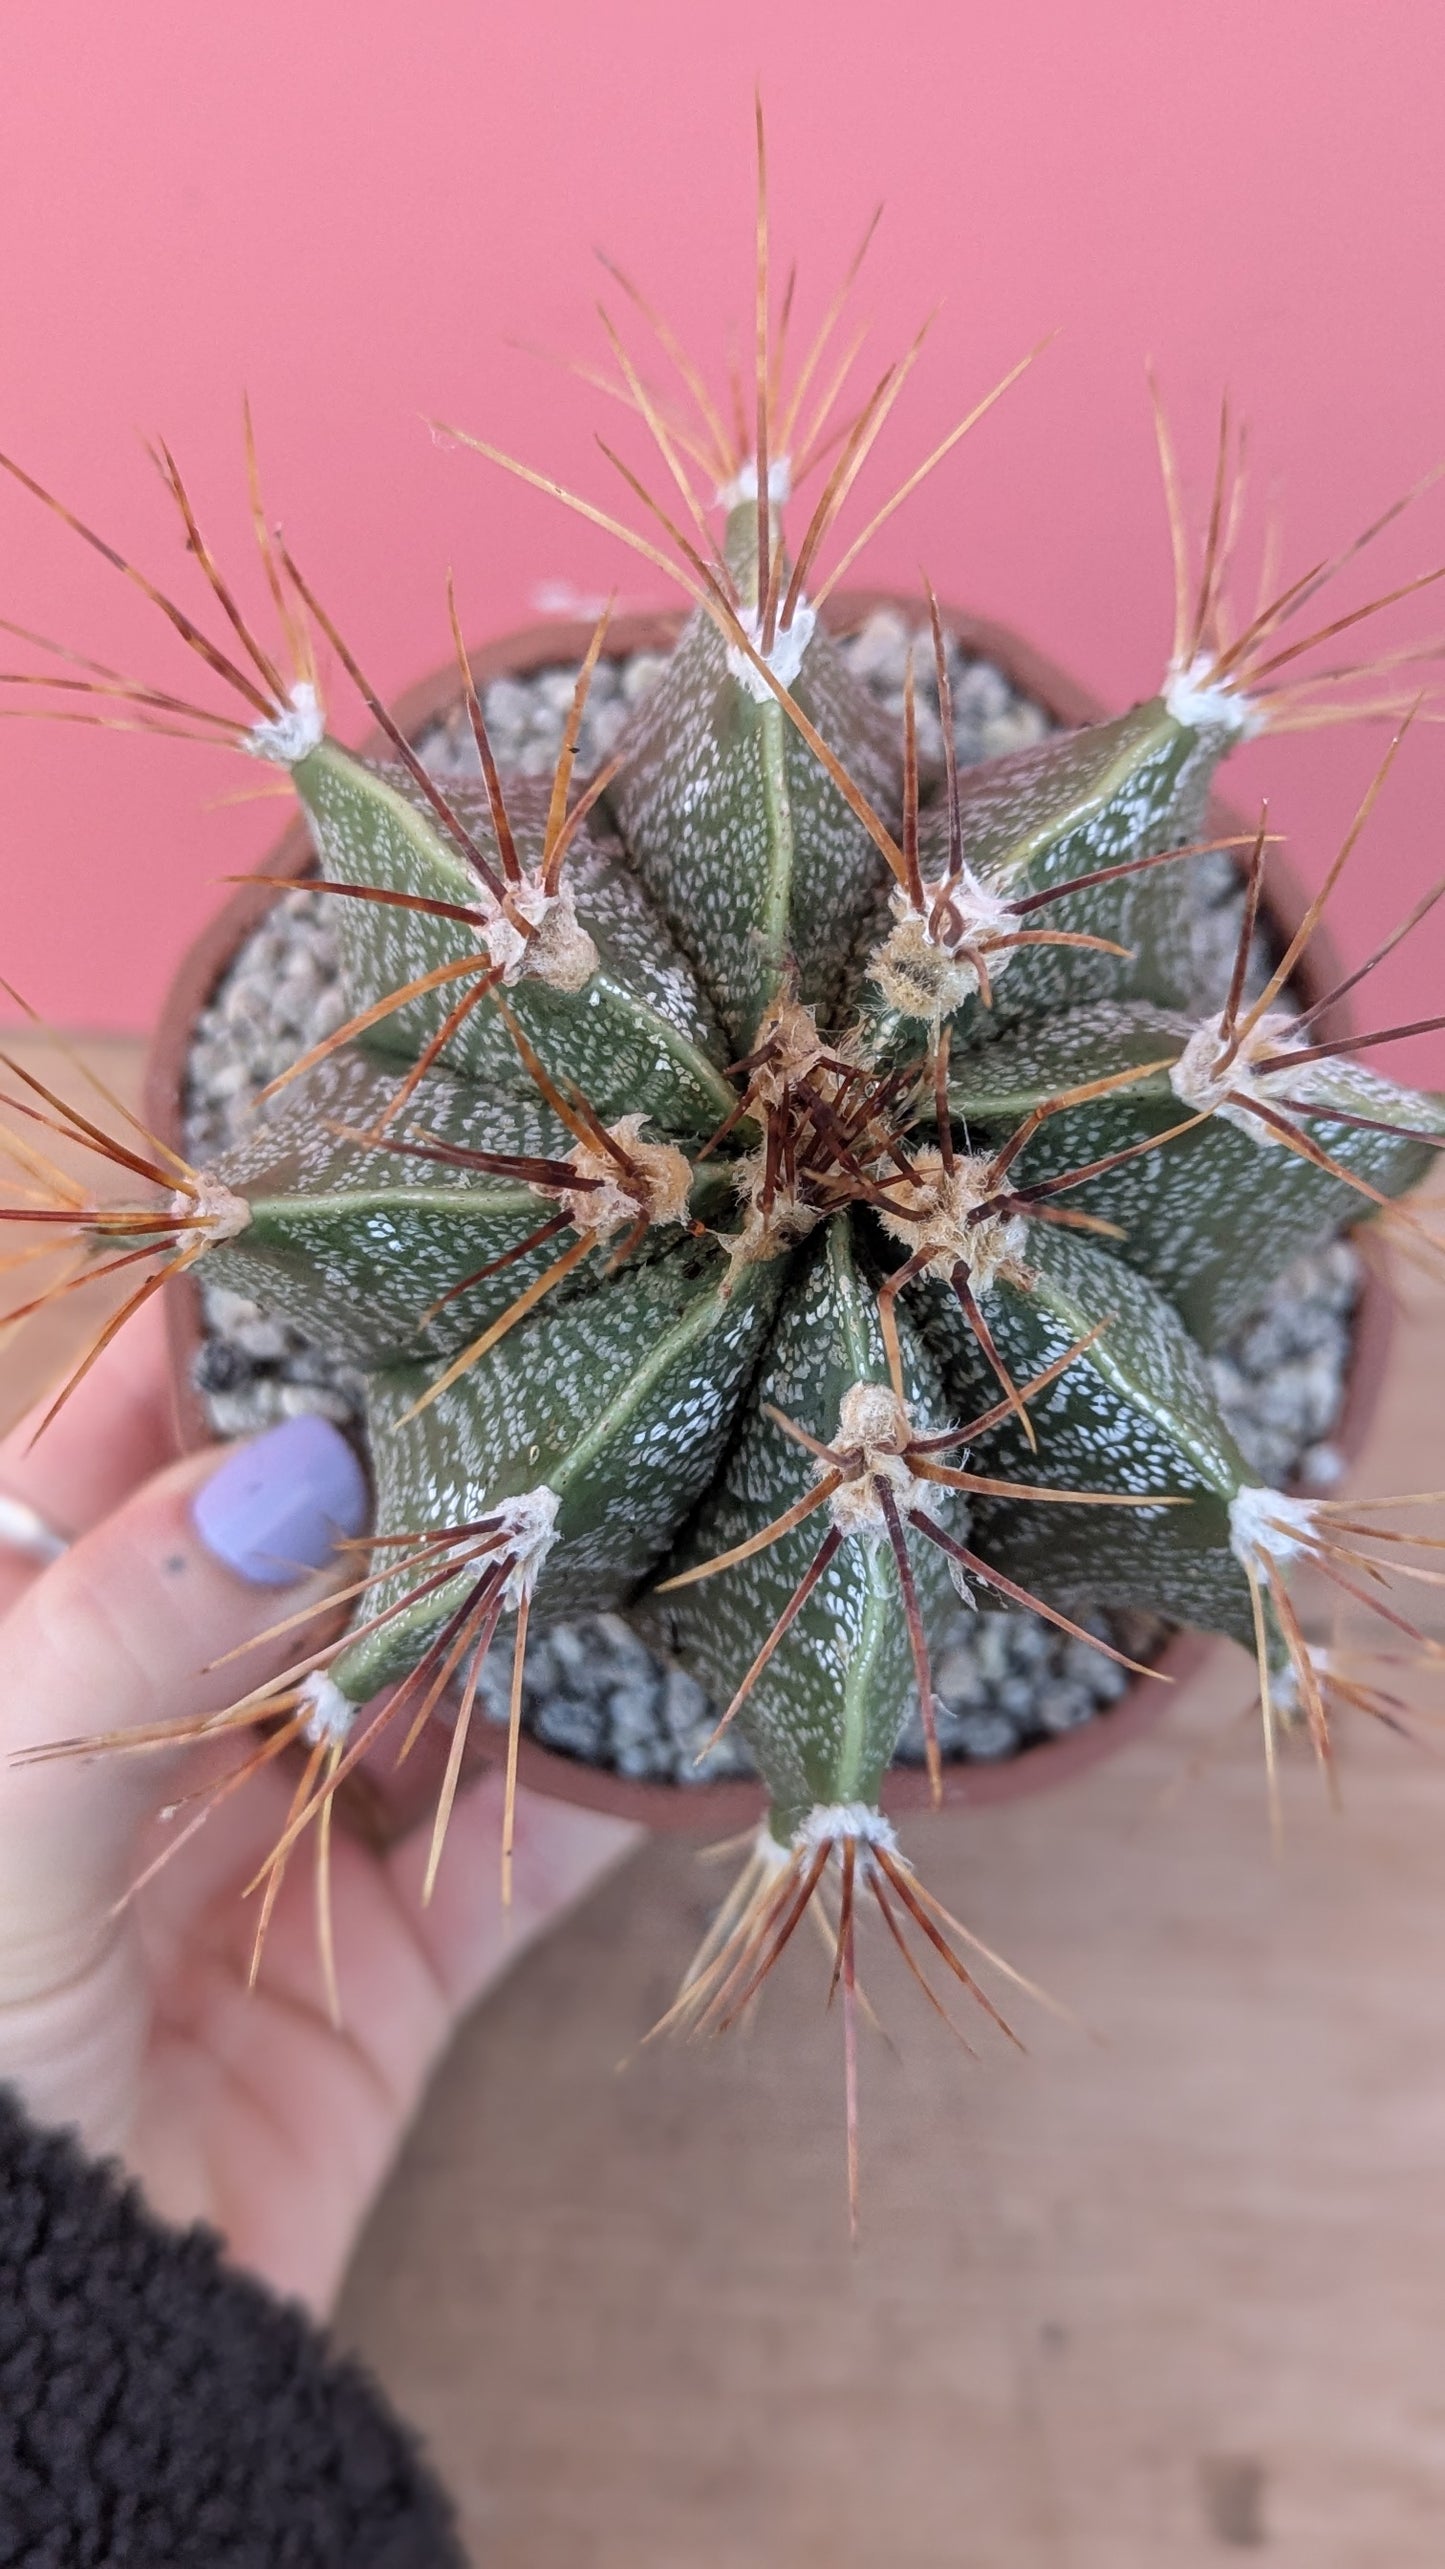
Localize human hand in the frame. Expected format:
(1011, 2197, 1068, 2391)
(0, 1302, 642, 2314)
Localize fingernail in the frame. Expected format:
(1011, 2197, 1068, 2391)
(192, 1415, 369, 1588)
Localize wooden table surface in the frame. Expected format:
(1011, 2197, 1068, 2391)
(8, 1034, 1445, 2566)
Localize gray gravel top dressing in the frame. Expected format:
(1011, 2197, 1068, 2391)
(183, 612, 1358, 1785)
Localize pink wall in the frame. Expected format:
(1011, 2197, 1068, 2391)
(4, 2, 1445, 1075)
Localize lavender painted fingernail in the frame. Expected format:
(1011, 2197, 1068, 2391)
(192, 1415, 369, 1587)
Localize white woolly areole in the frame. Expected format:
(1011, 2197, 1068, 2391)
(492, 1486, 562, 1606)
(1169, 1008, 1316, 1143)
(875, 1149, 1030, 1294)
(171, 1176, 251, 1242)
(480, 877, 598, 991)
(299, 1670, 359, 1748)
(558, 1115, 692, 1239)
(871, 869, 1020, 1021)
(725, 600, 816, 702)
(921, 865, 1020, 957)
(1163, 654, 1266, 742)
(1229, 1484, 1319, 1569)
(717, 456, 793, 508)
(825, 1381, 933, 1541)
(792, 1802, 900, 1857)
(723, 1154, 823, 1279)
(242, 681, 325, 767)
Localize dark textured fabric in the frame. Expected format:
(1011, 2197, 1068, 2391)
(0, 2088, 466, 2568)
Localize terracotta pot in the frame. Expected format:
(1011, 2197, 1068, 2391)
(145, 594, 1392, 1833)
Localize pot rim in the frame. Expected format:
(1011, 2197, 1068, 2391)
(144, 590, 1392, 1833)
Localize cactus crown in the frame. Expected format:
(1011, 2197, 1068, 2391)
(6, 128, 1445, 2210)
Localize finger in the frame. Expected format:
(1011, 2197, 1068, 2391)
(0, 1295, 176, 1614)
(124, 1672, 643, 1978)
(389, 1775, 644, 2018)
(127, 1772, 642, 2314)
(0, 1413, 368, 2007)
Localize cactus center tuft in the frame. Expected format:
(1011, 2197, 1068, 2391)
(877, 1148, 1030, 1290)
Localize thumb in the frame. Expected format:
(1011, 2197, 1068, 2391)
(0, 1415, 368, 2001)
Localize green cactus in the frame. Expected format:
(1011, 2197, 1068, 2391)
(6, 171, 1445, 2191)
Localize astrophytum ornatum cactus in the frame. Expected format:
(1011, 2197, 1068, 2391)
(7, 157, 1445, 2201)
